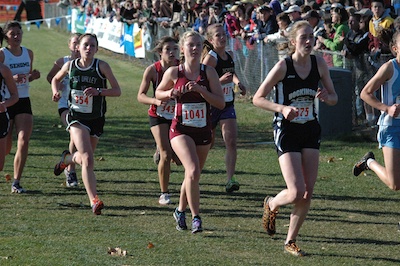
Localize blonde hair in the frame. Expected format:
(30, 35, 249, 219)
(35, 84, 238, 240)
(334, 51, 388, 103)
(287, 21, 312, 55)
(179, 30, 204, 47)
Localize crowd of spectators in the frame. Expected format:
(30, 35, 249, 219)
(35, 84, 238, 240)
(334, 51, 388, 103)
(58, 0, 400, 125)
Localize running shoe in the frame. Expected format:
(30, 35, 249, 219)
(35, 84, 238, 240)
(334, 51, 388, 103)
(11, 183, 26, 193)
(54, 150, 71, 176)
(284, 240, 306, 256)
(353, 151, 375, 176)
(191, 216, 203, 234)
(92, 196, 104, 215)
(262, 196, 278, 236)
(64, 169, 78, 187)
(225, 178, 240, 193)
(173, 208, 187, 231)
(159, 193, 171, 205)
(153, 148, 160, 165)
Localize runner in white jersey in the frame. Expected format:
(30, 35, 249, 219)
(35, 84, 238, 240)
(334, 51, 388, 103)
(47, 33, 81, 188)
(0, 21, 41, 193)
(353, 32, 400, 207)
(0, 26, 19, 173)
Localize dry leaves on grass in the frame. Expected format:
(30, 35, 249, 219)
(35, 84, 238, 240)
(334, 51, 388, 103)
(320, 156, 344, 163)
(5, 174, 11, 182)
(147, 242, 154, 249)
(108, 247, 127, 256)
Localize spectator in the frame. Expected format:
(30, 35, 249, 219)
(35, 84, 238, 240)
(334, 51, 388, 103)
(119, 0, 137, 24)
(225, 4, 241, 37)
(264, 12, 291, 59)
(192, 2, 209, 34)
(284, 4, 303, 25)
(249, 5, 278, 45)
(208, 3, 227, 25)
(342, 13, 371, 125)
(269, 0, 283, 15)
(303, 9, 324, 37)
(318, 6, 350, 67)
(368, 0, 394, 56)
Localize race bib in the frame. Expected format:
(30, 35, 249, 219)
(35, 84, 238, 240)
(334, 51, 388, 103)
(70, 89, 93, 113)
(222, 83, 234, 102)
(290, 101, 314, 123)
(156, 99, 175, 120)
(182, 102, 207, 128)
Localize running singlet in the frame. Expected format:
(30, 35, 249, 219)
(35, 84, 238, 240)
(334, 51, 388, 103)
(274, 55, 320, 124)
(171, 64, 212, 133)
(1, 47, 31, 98)
(208, 50, 235, 105)
(148, 60, 176, 120)
(68, 58, 107, 120)
(59, 56, 72, 109)
(378, 59, 400, 126)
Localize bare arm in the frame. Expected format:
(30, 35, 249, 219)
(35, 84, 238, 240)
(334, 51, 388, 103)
(51, 61, 70, 102)
(137, 65, 161, 106)
(47, 57, 64, 84)
(155, 67, 177, 101)
(96, 60, 121, 97)
(0, 64, 19, 112)
(361, 61, 395, 115)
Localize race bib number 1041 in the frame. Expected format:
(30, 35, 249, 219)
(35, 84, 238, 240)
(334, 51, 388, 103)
(181, 102, 207, 128)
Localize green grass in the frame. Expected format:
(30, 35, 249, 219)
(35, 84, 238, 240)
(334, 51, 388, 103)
(1, 27, 400, 265)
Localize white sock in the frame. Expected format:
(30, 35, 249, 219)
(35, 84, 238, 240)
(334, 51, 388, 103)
(367, 158, 375, 168)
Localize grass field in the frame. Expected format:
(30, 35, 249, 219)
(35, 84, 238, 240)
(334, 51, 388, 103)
(1, 27, 400, 265)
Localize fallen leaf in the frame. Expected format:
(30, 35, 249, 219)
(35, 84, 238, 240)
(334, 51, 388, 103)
(147, 242, 154, 249)
(98, 157, 105, 161)
(0, 256, 12, 260)
(5, 174, 11, 182)
(327, 157, 335, 163)
(108, 247, 127, 256)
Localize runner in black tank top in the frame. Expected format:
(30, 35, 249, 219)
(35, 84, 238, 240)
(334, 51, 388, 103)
(253, 21, 337, 256)
(203, 23, 247, 193)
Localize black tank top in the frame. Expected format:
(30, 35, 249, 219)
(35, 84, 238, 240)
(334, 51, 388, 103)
(274, 55, 320, 124)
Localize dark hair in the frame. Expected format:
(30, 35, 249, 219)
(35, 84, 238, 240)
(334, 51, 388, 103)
(332, 7, 349, 24)
(79, 33, 99, 47)
(276, 12, 291, 25)
(152, 36, 178, 53)
(2, 21, 22, 42)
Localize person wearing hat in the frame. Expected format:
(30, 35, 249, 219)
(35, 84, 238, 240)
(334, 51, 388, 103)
(225, 5, 241, 37)
(208, 2, 227, 25)
(303, 10, 324, 38)
(284, 4, 302, 24)
(249, 5, 278, 44)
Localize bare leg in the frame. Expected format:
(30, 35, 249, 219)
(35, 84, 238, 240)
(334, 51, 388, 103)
(12, 113, 33, 182)
(68, 124, 99, 204)
(268, 149, 318, 243)
(171, 135, 210, 218)
(220, 118, 237, 182)
(151, 123, 173, 193)
(368, 147, 400, 190)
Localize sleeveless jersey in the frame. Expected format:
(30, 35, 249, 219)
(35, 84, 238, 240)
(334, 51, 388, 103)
(1, 47, 31, 98)
(148, 60, 176, 120)
(208, 50, 235, 106)
(378, 59, 400, 126)
(171, 64, 212, 133)
(59, 56, 72, 109)
(0, 70, 6, 102)
(68, 58, 107, 120)
(274, 55, 320, 124)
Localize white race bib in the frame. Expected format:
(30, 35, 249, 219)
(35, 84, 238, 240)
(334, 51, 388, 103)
(156, 99, 175, 120)
(182, 102, 207, 128)
(222, 82, 234, 102)
(70, 89, 93, 113)
(290, 100, 313, 123)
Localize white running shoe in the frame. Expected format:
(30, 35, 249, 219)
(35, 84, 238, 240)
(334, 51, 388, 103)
(159, 193, 171, 205)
